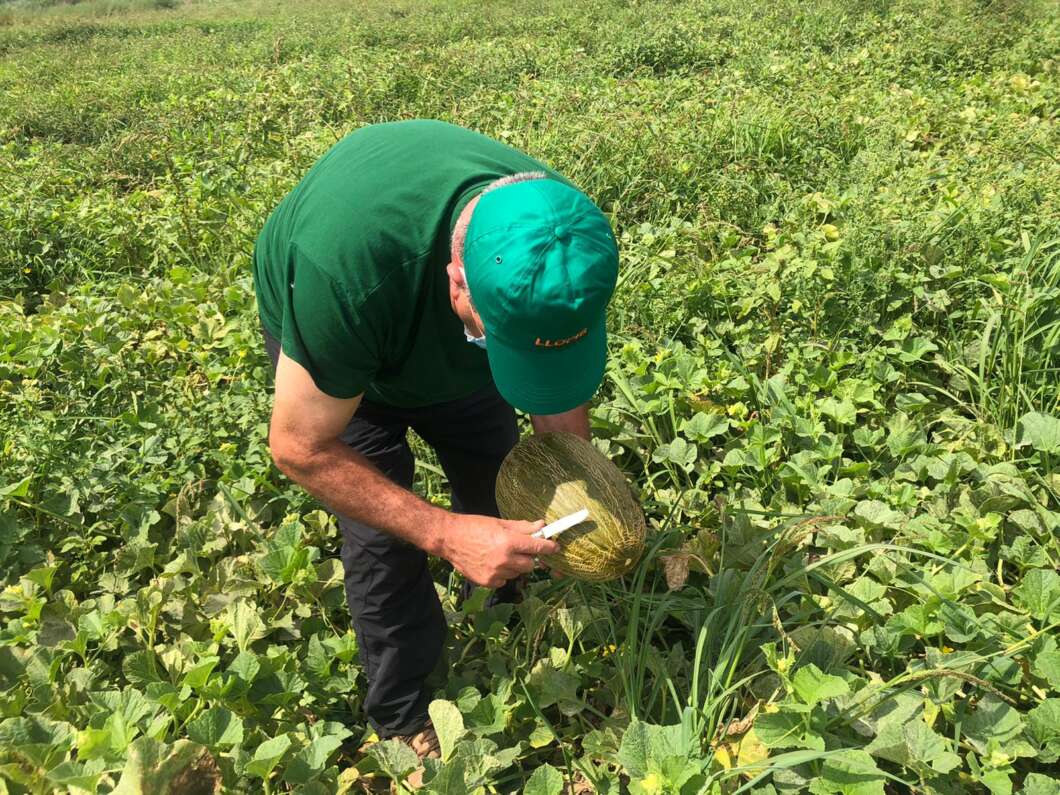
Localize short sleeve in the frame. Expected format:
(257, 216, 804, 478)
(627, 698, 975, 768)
(279, 251, 379, 399)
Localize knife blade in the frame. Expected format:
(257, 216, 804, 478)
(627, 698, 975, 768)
(532, 508, 589, 540)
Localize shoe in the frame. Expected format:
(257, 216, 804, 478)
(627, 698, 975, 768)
(391, 721, 440, 790)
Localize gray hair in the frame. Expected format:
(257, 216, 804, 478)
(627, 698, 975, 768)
(451, 171, 548, 266)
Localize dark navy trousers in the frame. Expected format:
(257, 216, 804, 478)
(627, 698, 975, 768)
(264, 330, 519, 737)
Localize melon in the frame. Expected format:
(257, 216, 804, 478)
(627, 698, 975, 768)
(495, 432, 646, 582)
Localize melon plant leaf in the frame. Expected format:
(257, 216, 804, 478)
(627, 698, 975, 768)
(424, 757, 468, 794)
(819, 398, 857, 425)
(680, 412, 729, 441)
(282, 734, 343, 785)
(244, 734, 292, 779)
(428, 699, 466, 763)
(962, 694, 1023, 753)
(902, 720, 959, 773)
(0, 716, 75, 769)
(652, 437, 698, 471)
(181, 656, 220, 690)
(523, 763, 564, 795)
(186, 707, 243, 750)
(122, 651, 163, 688)
(852, 500, 904, 531)
(1015, 569, 1060, 621)
(1023, 774, 1060, 795)
(807, 749, 886, 795)
(111, 738, 219, 795)
(791, 664, 850, 706)
(755, 710, 824, 751)
(44, 760, 103, 791)
(1017, 412, 1060, 454)
(227, 599, 265, 652)
(617, 720, 687, 777)
(1027, 699, 1060, 763)
(365, 738, 420, 781)
(1032, 642, 1060, 690)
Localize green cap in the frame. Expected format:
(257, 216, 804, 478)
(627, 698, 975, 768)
(464, 179, 618, 415)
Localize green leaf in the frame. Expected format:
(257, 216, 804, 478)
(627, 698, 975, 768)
(852, 500, 904, 531)
(652, 437, 698, 471)
(819, 398, 857, 425)
(1023, 774, 1060, 795)
(181, 656, 220, 690)
(791, 664, 850, 706)
(244, 734, 292, 779)
(807, 750, 885, 795)
(367, 738, 420, 781)
(963, 694, 1022, 753)
(424, 757, 468, 794)
(617, 720, 689, 776)
(753, 712, 824, 751)
(227, 599, 265, 652)
(112, 738, 219, 795)
(524, 763, 564, 795)
(1027, 699, 1060, 763)
(1032, 641, 1060, 690)
(1017, 412, 1060, 454)
(427, 700, 466, 763)
(0, 716, 74, 769)
(1015, 569, 1060, 621)
(282, 734, 343, 785)
(186, 707, 244, 750)
(680, 412, 730, 442)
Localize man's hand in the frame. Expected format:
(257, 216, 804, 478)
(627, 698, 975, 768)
(439, 514, 558, 588)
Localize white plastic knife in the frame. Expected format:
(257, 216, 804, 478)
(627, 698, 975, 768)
(532, 508, 589, 540)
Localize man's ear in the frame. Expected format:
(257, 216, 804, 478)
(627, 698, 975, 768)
(445, 262, 464, 287)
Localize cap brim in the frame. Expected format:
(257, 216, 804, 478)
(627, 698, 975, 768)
(486, 314, 607, 415)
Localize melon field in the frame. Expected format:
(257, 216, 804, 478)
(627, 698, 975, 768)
(1, 0, 1059, 792)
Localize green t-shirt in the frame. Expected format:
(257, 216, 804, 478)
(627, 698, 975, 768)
(253, 120, 565, 407)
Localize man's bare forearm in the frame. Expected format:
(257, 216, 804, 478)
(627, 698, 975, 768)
(531, 403, 590, 440)
(274, 440, 450, 556)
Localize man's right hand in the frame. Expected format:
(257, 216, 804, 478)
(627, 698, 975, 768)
(438, 514, 559, 589)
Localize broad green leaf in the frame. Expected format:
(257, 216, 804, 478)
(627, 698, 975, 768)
(428, 700, 466, 763)
(617, 720, 689, 776)
(902, 720, 958, 772)
(0, 716, 75, 769)
(45, 760, 103, 791)
(282, 734, 343, 785)
(791, 664, 850, 706)
(819, 398, 857, 425)
(112, 738, 219, 795)
(366, 738, 420, 781)
(123, 651, 163, 688)
(1027, 699, 1060, 763)
(524, 763, 564, 795)
(1023, 774, 1060, 795)
(244, 734, 292, 779)
(1032, 642, 1060, 689)
(680, 412, 729, 441)
(963, 694, 1022, 753)
(807, 749, 885, 795)
(852, 500, 904, 531)
(1017, 412, 1060, 454)
(181, 656, 220, 690)
(652, 437, 698, 471)
(1015, 569, 1060, 621)
(186, 707, 243, 749)
(754, 712, 823, 751)
(227, 599, 265, 652)
(424, 757, 468, 794)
